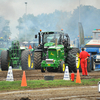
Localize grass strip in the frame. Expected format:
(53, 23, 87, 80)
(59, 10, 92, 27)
(0, 78, 99, 91)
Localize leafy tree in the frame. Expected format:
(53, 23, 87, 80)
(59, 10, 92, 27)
(0, 16, 11, 40)
(68, 5, 100, 40)
(17, 14, 39, 42)
(17, 5, 100, 41)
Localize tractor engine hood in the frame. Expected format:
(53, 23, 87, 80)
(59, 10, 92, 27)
(44, 42, 55, 48)
(48, 45, 64, 60)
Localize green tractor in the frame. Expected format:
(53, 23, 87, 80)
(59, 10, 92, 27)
(34, 30, 80, 73)
(1, 40, 34, 71)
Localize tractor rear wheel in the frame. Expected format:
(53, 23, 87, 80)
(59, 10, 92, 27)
(1, 51, 8, 71)
(34, 52, 42, 69)
(21, 50, 32, 70)
(67, 48, 80, 73)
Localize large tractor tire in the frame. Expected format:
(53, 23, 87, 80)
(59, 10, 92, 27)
(79, 65, 82, 72)
(67, 48, 80, 73)
(41, 67, 45, 72)
(87, 58, 91, 72)
(21, 50, 33, 70)
(91, 57, 95, 70)
(34, 52, 42, 69)
(1, 51, 8, 71)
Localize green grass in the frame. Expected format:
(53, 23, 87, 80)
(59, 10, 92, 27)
(0, 78, 99, 91)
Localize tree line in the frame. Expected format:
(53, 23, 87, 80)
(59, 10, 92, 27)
(1, 5, 100, 42)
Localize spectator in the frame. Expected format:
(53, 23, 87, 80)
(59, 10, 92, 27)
(77, 48, 90, 76)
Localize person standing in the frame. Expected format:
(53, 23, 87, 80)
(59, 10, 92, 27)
(78, 48, 90, 76)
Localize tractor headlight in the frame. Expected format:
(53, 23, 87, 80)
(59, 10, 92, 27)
(44, 46, 47, 48)
(44, 46, 49, 48)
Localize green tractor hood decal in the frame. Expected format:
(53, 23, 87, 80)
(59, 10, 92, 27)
(44, 42, 55, 47)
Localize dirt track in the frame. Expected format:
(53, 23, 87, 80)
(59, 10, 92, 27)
(0, 69, 100, 81)
(0, 86, 100, 100)
(0, 69, 100, 100)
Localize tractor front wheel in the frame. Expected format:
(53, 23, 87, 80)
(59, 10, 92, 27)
(34, 52, 42, 69)
(60, 61, 65, 73)
(21, 50, 32, 70)
(41, 67, 45, 72)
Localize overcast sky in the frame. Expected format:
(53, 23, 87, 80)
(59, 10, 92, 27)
(0, 0, 100, 39)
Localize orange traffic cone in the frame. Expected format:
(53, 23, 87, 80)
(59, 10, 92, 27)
(28, 45, 32, 49)
(76, 69, 81, 83)
(21, 71, 27, 87)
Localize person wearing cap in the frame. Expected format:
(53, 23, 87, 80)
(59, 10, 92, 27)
(77, 48, 90, 76)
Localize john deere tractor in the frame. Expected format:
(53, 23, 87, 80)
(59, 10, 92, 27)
(1, 40, 34, 71)
(34, 30, 80, 73)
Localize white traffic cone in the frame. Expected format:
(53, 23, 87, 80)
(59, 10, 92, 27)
(6, 66, 14, 81)
(63, 66, 70, 80)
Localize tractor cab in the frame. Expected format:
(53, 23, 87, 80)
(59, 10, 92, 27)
(35, 30, 70, 50)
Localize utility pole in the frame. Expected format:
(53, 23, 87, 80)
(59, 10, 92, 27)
(79, 0, 80, 22)
(25, 1, 27, 42)
(25, 1, 27, 15)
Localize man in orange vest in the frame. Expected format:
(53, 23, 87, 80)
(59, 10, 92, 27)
(78, 48, 90, 76)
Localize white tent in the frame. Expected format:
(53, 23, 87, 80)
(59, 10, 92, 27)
(23, 41, 28, 44)
(30, 41, 38, 43)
